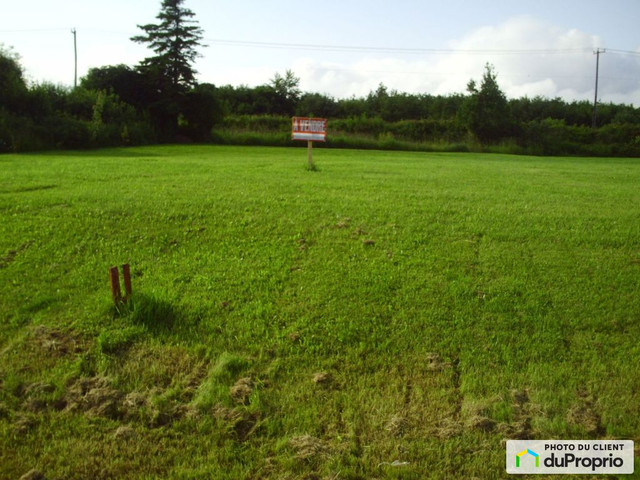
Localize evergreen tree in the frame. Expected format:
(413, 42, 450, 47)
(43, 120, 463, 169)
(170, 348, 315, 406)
(131, 0, 204, 95)
(461, 63, 512, 144)
(130, 0, 205, 139)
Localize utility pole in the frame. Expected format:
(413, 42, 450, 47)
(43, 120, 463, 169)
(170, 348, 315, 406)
(71, 28, 77, 88)
(592, 48, 605, 128)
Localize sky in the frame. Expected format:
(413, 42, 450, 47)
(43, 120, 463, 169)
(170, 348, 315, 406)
(2, 0, 640, 105)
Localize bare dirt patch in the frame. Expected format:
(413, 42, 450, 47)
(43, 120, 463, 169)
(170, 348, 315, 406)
(21, 382, 57, 412)
(113, 425, 137, 441)
(122, 391, 148, 412)
(31, 325, 89, 357)
(230, 377, 253, 405)
(425, 352, 450, 372)
(566, 388, 604, 436)
(65, 376, 123, 420)
(385, 413, 408, 438)
(497, 389, 537, 439)
(312, 371, 334, 388)
(435, 417, 463, 439)
(335, 217, 351, 229)
(18, 469, 46, 480)
(467, 414, 496, 432)
(213, 405, 260, 442)
(289, 435, 325, 460)
(13, 413, 37, 435)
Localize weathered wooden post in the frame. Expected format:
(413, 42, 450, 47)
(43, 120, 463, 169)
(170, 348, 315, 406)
(307, 140, 314, 170)
(109, 264, 132, 305)
(109, 266, 122, 305)
(122, 263, 132, 301)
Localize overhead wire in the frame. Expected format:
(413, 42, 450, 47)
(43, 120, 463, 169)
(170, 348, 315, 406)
(2, 27, 637, 57)
(2, 28, 637, 92)
(203, 37, 594, 56)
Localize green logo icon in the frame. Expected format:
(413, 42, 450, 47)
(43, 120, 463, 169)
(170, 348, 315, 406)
(516, 449, 539, 468)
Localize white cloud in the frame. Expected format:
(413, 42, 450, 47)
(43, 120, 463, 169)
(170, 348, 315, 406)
(289, 15, 640, 106)
(507, 78, 558, 99)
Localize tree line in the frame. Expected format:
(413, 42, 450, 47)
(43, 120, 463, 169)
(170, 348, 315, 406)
(1, 0, 639, 155)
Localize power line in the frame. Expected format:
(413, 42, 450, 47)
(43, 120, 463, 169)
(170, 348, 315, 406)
(606, 48, 640, 56)
(0, 28, 69, 33)
(204, 37, 593, 56)
(3, 27, 639, 57)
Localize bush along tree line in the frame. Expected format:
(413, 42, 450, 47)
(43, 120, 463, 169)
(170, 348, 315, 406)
(214, 65, 640, 156)
(1, 2, 639, 155)
(0, 0, 219, 152)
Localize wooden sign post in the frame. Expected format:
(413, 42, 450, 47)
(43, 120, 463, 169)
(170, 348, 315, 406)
(292, 117, 327, 170)
(307, 140, 313, 170)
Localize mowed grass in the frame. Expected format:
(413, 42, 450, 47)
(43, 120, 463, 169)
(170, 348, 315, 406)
(0, 145, 639, 479)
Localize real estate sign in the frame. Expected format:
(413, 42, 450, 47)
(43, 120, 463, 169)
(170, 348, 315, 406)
(292, 117, 327, 142)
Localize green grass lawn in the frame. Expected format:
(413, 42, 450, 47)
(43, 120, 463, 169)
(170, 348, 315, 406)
(1, 145, 639, 479)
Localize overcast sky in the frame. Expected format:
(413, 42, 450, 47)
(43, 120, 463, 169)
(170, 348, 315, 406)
(2, 0, 639, 105)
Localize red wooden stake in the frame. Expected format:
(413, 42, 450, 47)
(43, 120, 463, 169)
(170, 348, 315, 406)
(109, 266, 122, 305)
(122, 263, 132, 301)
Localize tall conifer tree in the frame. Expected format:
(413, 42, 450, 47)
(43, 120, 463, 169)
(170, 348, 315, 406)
(130, 0, 205, 138)
(131, 0, 204, 95)
(461, 63, 512, 144)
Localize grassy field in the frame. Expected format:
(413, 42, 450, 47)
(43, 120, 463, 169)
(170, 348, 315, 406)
(1, 145, 639, 479)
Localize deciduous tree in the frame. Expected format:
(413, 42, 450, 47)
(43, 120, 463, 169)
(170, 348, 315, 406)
(0, 45, 28, 112)
(81, 64, 156, 111)
(269, 70, 301, 115)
